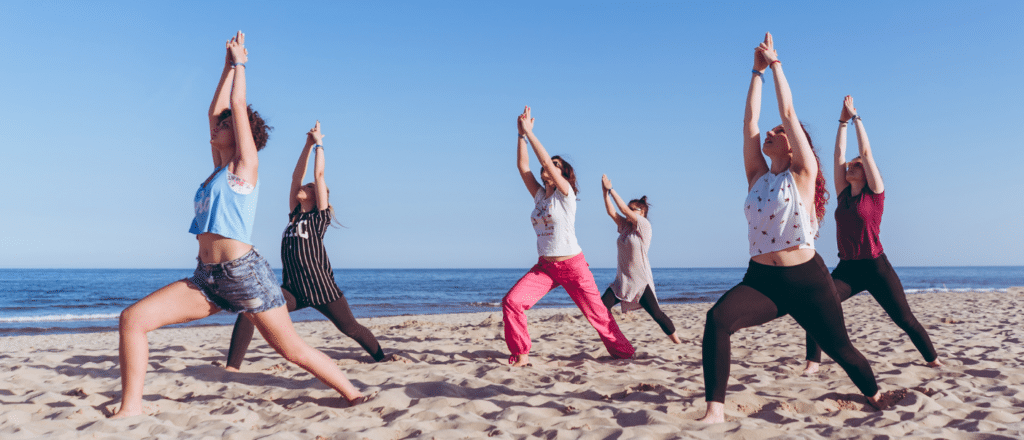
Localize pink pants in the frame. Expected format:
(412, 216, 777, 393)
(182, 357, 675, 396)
(502, 253, 635, 359)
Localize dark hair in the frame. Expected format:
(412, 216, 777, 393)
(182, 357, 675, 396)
(218, 105, 273, 151)
(550, 155, 578, 195)
(628, 195, 650, 218)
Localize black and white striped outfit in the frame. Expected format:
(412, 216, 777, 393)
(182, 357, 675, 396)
(225, 207, 385, 368)
(281, 207, 343, 307)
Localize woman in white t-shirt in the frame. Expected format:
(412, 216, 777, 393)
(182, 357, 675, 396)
(599, 175, 680, 344)
(502, 106, 636, 367)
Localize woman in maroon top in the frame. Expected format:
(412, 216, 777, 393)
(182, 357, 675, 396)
(802, 96, 942, 374)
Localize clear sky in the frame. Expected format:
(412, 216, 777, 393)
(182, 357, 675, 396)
(1, 0, 1020, 269)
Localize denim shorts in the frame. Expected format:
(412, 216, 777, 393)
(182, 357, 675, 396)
(188, 248, 286, 314)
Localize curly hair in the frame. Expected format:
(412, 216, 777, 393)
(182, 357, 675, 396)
(797, 124, 830, 226)
(218, 105, 273, 151)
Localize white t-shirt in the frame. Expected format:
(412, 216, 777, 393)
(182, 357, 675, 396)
(531, 188, 583, 257)
(744, 169, 818, 257)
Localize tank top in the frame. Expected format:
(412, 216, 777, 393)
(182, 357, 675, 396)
(280, 207, 343, 307)
(744, 170, 817, 257)
(835, 186, 885, 260)
(189, 166, 259, 245)
(531, 188, 583, 257)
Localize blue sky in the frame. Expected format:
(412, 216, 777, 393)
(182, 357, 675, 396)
(0, 1, 1020, 269)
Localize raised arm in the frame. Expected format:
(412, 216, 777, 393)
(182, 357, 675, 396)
(517, 114, 542, 198)
(519, 106, 573, 196)
(601, 175, 627, 228)
(208, 41, 236, 167)
(290, 121, 319, 211)
(761, 33, 817, 184)
(744, 34, 771, 189)
(312, 126, 330, 210)
(834, 96, 853, 194)
(848, 97, 885, 193)
(226, 31, 258, 184)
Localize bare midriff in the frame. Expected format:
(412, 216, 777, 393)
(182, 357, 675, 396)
(196, 233, 253, 265)
(751, 246, 815, 267)
(542, 252, 581, 263)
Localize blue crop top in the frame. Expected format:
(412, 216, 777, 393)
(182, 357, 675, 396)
(189, 166, 260, 245)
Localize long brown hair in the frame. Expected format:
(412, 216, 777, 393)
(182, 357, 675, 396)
(550, 155, 578, 194)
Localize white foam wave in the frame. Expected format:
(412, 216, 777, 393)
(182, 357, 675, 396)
(904, 287, 1006, 294)
(0, 313, 120, 323)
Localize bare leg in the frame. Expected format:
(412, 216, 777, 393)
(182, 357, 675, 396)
(247, 306, 363, 403)
(112, 280, 220, 418)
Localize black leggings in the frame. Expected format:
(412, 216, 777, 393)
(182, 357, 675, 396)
(805, 253, 937, 363)
(702, 253, 878, 403)
(226, 288, 385, 369)
(602, 285, 676, 336)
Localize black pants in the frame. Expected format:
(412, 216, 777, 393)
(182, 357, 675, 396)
(601, 285, 676, 336)
(226, 288, 385, 369)
(805, 253, 937, 363)
(702, 253, 878, 403)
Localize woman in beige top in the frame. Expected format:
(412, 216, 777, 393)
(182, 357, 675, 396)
(600, 175, 680, 344)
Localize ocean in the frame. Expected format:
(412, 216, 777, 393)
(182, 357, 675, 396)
(1, 267, 1020, 336)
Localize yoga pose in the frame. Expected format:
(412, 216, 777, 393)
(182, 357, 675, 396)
(503, 106, 635, 367)
(699, 33, 883, 423)
(599, 175, 680, 344)
(802, 96, 942, 374)
(113, 32, 366, 418)
(224, 121, 386, 371)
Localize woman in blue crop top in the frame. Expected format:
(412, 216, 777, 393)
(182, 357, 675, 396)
(698, 33, 884, 423)
(112, 32, 369, 418)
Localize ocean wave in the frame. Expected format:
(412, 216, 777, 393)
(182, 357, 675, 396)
(0, 313, 120, 323)
(904, 287, 1007, 294)
(468, 302, 501, 308)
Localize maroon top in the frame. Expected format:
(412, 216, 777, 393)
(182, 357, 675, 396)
(835, 186, 885, 260)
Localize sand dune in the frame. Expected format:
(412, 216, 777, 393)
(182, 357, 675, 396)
(1, 288, 1022, 439)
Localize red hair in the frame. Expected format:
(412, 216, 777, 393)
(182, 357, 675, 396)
(798, 124, 829, 226)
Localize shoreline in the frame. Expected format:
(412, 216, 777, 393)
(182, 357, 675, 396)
(2, 288, 1023, 438)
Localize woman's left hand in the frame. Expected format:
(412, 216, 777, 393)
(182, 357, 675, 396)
(227, 30, 248, 65)
(842, 95, 857, 120)
(601, 174, 613, 192)
(307, 120, 325, 145)
(758, 32, 778, 64)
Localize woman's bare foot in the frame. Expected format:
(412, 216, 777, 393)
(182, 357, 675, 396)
(668, 333, 681, 344)
(109, 404, 144, 419)
(509, 353, 530, 367)
(698, 401, 725, 423)
(865, 391, 886, 411)
(926, 358, 944, 368)
(347, 391, 378, 407)
(802, 361, 820, 374)
(223, 366, 239, 372)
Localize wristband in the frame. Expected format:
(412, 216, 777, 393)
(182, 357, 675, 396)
(314, 144, 323, 149)
(839, 120, 848, 124)
(769, 60, 781, 67)
(752, 69, 764, 80)
(851, 114, 861, 122)
(232, 62, 246, 68)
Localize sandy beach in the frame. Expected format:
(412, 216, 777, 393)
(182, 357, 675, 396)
(1, 288, 1022, 439)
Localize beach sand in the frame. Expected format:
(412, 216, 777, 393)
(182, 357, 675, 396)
(1, 288, 1023, 439)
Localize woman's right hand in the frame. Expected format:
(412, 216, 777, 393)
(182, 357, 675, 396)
(307, 120, 325, 145)
(227, 30, 248, 65)
(841, 95, 857, 121)
(601, 174, 613, 192)
(752, 46, 768, 73)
